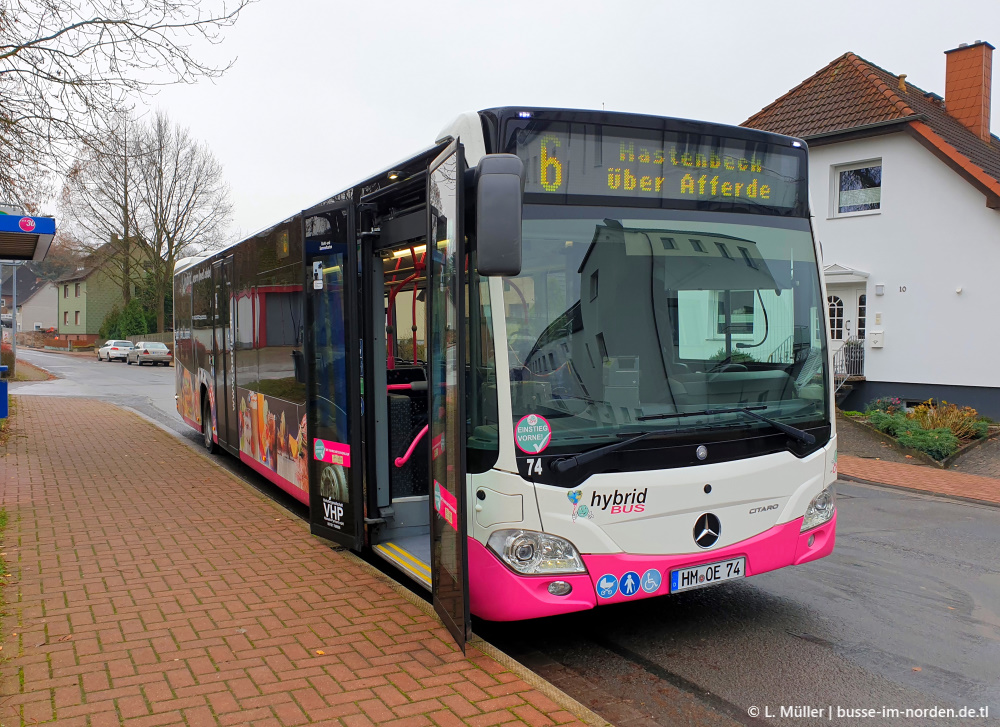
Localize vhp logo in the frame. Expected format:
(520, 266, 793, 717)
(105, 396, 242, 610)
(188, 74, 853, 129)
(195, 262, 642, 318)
(323, 499, 344, 527)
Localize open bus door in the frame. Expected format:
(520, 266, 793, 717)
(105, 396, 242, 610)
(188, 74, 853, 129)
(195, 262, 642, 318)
(427, 141, 471, 651)
(303, 201, 365, 550)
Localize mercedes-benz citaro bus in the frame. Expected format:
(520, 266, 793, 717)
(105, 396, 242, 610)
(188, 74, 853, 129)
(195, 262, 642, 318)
(173, 107, 837, 650)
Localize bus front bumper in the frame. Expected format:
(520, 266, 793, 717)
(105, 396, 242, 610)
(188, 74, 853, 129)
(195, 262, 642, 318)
(469, 511, 836, 621)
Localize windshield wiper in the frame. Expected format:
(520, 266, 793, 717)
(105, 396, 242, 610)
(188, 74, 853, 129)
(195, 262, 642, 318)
(550, 432, 654, 473)
(638, 405, 816, 445)
(735, 407, 815, 444)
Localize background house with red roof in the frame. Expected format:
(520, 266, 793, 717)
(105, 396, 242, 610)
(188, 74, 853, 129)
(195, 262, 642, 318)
(743, 41, 1000, 417)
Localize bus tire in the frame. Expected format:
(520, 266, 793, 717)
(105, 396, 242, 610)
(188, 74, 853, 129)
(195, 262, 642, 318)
(202, 397, 217, 454)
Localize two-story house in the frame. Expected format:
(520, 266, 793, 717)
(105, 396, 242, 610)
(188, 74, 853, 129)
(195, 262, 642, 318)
(56, 247, 130, 343)
(743, 41, 1000, 417)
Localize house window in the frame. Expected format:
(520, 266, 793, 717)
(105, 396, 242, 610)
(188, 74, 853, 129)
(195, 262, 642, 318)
(828, 295, 844, 340)
(690, 239, 706, 253)
(857, 294, 867, 339)
(590, 271, 599, 301)
(660, 237, 676, 250)
(717, 291, 755, 335)
(63, 311, 69, 325)
(63, 285, 69, 298)
(74, 283, 80, 297)
(738, 246, 758, 269)
(715, 242, 732, 259)
(74, 311, 80, 325)
(835, 161, 882, 215)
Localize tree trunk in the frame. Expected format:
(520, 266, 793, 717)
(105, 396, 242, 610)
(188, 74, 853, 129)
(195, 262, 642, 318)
(156, 280, 165, 334)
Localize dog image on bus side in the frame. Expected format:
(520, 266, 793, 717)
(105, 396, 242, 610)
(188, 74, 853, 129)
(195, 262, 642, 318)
(174, 107, 837, 647)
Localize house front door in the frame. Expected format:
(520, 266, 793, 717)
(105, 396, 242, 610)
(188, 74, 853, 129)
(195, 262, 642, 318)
(827, 285, 867, 378)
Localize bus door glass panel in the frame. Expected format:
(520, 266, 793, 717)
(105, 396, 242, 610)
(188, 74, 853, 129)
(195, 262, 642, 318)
(304, 203, 363, 550)
(212, 255, 237, 447)
(427, 141, 470, 651)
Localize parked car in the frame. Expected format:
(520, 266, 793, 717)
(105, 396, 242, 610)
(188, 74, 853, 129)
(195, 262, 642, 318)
(98, 339, 134, 362)
(127, 341, 172, 366)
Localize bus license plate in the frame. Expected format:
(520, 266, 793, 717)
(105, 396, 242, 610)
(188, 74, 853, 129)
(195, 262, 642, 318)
(670, 557, 745, 593)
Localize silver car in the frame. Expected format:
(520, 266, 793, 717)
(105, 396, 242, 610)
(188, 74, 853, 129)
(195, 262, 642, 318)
(127, 341, 173, 366)
(98, 339, 134, 362)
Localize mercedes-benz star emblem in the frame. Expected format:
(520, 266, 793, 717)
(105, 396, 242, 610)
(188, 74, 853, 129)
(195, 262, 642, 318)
(696, 445, 708, 461)
(694, 513, 722, 548)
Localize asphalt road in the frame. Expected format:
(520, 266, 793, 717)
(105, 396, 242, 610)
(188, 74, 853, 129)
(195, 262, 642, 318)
(12, 349, 1000, 726)
(476, 483, 1000, 726)
(13, 348, 186, 436)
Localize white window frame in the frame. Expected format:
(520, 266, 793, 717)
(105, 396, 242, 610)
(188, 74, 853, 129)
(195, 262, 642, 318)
(830, 159, 882, 218)
(710, 290, 756, 341)
(827, 295, 844, 340)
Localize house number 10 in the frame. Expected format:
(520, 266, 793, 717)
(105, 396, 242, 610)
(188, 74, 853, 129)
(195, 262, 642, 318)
(899, 286, 907, 292)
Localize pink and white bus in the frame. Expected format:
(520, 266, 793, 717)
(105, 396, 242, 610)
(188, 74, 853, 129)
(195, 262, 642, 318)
(174, 108, 837, 650)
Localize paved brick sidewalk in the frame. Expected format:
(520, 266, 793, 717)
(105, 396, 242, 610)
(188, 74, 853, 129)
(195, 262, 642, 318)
(0, 397, 596, 727)
(839, 454, 1000, 505)
(950, 436, 1000, 479)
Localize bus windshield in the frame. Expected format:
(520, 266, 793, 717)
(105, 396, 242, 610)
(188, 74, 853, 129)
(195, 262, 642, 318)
(504, 205, 829, 454)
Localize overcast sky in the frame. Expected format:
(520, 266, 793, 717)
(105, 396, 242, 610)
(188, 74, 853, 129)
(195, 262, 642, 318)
(138, 0, 998, 240)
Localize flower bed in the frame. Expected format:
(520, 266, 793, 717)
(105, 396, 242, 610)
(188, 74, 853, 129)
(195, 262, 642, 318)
(855, 398, 997, 463)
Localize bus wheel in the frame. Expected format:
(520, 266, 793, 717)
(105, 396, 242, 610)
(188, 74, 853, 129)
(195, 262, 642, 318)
(202, 398, 217, 454)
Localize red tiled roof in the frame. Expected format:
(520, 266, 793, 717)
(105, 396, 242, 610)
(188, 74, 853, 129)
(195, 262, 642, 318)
(742, 52, 1000, 204)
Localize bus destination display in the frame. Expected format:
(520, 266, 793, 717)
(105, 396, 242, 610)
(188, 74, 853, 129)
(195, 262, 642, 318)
(513, 123, 803, 210)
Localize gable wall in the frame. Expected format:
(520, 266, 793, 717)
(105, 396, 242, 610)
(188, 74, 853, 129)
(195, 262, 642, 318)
(809, 131, 1000, 390)
(19, 283, 58, 331)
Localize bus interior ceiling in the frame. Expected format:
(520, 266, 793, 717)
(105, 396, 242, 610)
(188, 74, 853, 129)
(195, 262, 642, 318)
(370, 225, 433, 588)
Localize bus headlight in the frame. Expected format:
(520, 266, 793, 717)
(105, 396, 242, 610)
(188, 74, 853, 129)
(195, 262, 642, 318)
(801, 486, 835, 532)
(487, 529, 587, 575)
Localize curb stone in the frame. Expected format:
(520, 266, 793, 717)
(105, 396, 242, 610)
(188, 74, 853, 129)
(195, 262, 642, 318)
(838, 474, 1000, 510)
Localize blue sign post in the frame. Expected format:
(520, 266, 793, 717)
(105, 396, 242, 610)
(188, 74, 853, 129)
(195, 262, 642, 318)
(0, 365, 8, 419)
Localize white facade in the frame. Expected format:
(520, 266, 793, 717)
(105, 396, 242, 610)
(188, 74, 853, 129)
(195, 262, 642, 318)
(811, 131, 1000, 392)
(15, 281, 58, 331)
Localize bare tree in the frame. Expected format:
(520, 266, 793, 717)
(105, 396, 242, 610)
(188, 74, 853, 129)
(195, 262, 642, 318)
(137, 110, 231, 332)
(61, 111, 231, 331)
(60, 114, 146, 304)
(0, 0, 251, 204)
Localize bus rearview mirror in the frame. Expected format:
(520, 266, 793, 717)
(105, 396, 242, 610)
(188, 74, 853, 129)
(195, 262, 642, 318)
(475, 154, 524, 277)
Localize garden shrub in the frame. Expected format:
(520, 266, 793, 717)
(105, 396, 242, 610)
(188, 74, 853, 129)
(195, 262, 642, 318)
(117, 299, 149, 338)
(868, 411, 912, 437)
(896, 427, 960, 461)
(709, 347, 757, 364)
(907, 400, 988, 440)
(865, 396, 903, 414)
(99, 305, 121, 340)
(969, 420, 989, 439)
(840, 410, 864, 417)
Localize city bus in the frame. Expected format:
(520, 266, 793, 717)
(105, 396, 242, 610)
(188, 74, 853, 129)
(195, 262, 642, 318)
(173, 107, 837, 650)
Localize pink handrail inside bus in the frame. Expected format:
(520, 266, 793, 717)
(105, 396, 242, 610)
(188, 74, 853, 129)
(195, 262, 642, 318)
(394, 425, 428, 467)
(386, 381, 427, 392)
